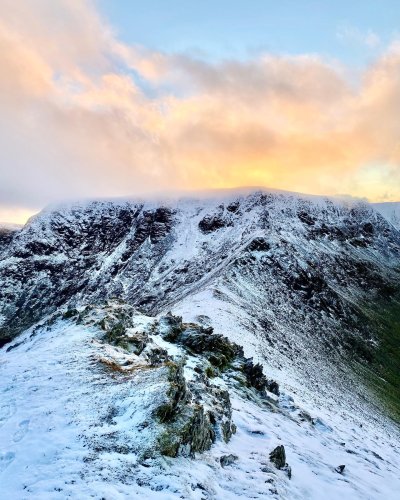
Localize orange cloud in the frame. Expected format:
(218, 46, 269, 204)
(0, 0, 399, 224)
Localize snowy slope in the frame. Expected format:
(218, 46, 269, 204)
(1, 191, 399, 415)
(1, 190, 399, 340)
(373, 202, 400, 229)
(0, 190, 400, 498)
(1, 305, 399, 499)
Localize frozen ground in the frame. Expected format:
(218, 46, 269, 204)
(1, 311, 399, 499)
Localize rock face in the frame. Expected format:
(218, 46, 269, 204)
(0, 227, 17, 249)
(174, 324, 243, 370)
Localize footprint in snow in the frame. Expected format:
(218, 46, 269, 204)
(0, 452, 15, 473)
(13, 419, 30, 442)
(0, 402, 16, 427)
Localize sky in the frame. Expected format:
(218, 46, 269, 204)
(1, 0, 400, 223)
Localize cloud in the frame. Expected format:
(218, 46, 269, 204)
(0, 0, 400, 223)
(336, 25, 381, 48)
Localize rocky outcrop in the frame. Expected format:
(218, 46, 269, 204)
(155, 360, 187, 423)
(270, 445, 286, 469)
(154, 344, 237, 457)
(179, 326, 242, 369)
(270, 445, 292, 479)
(269, 445, 292, 479)
(157, 313, 279, 401)
(243, 358, 280, 395)
(246, 237, 270, 252)
(71, 303, 241, 459)
(198, 214, 232, 233)
(158, 402, 217, 458)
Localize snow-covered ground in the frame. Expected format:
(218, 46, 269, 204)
(1, 310, 399, 499)
(373, 202, 400, 229)
(1, 190, 400, 498)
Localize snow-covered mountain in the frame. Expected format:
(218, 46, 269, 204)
(373, 202, 400, 230)
(0, 223, 21, 249)
(1, 189, 400, 498)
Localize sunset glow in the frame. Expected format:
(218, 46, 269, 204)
(1, 0, 400, 224)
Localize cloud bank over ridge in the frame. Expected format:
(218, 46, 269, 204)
(1, 0, 400, 221)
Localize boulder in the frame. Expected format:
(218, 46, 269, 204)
(220, 454, 238, 467)
(269, 445, 286, 469)
(335, 465, 345, 474)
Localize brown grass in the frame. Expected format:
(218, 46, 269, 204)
(98, 357, 161, 374)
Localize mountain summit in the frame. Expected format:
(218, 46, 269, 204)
(1, 189, 400, 498)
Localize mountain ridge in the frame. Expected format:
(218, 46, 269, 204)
(1, 188, 400, 498)
(1, 189, 399, 419)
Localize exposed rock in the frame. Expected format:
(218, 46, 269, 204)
(158, 403, 216, 458)
(180, 405, 216, 456)
(371, 451, 383, 461)
(156, 369, 228, 459)
(335, 465, 346, 474)
(247, 237, 270, 252)
(150, 207, 174, 243)
(153, 344, 237, 457)
(63, 308, 79, 320)
(269, 446, 292, 479)
(268, 380, 280, 396)
(146, 346, 169, 366)
(102, 317, 150, 354)
(198, 214, 231, 233)
(179, 328, 242, 369)
(298, 410, 313, 423)
(117, 331, 149, 354)
(243, 358, 280, 395)
(0, 336, 12, 349)
(220, 454, 238, 467)
(156, 360, 187, 423)
(157, 314, 280, 410)
(0, 227, 17, 248)
(270, 445, 286, 469)
(211, 387, 234, 442)
(298, 211, 316, 226)
(159, 313, 183, 341)
(283, 464, 292, 479)
(226, 201, 240, 213)
(243, 358, 267, 391)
